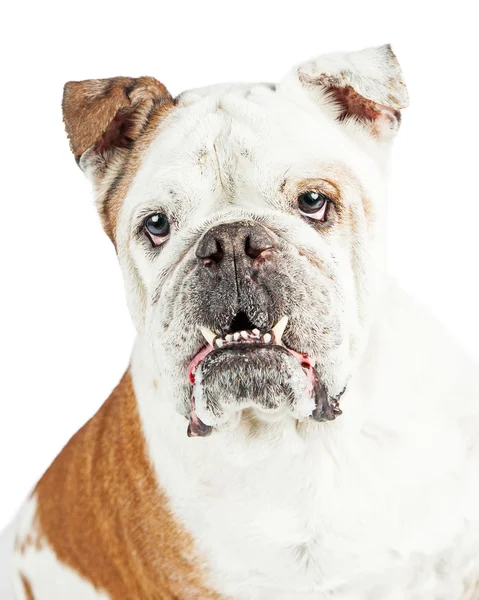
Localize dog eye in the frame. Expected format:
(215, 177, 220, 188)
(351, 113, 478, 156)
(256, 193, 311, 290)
(298, 191, 329, 221)
(144, 213, 170, 246)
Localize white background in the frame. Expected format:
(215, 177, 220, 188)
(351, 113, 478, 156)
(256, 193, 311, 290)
(0, 1, 478, 532)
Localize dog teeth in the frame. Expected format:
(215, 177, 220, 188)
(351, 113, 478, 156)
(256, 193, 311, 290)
(199, 326, 216, 348)
(272, 316, 289, 344)
(201, 324, 284, 349)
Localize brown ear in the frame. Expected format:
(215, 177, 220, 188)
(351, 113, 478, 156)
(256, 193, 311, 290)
(62, 77, 173, 244)
(62, 76, 173, 167)
(283, 45, 409, 142)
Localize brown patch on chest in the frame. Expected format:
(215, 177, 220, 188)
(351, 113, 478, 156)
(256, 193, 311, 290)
(15, 531, 43, 556)
(34, 371, 221, 600)
(20, 574, 35, 600)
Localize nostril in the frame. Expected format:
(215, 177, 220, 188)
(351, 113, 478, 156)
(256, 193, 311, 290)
(197, 237, 224, 265)
(244, 234, 273, 260)
(197, 222, 275, 265)
(203, 246, 224, 266)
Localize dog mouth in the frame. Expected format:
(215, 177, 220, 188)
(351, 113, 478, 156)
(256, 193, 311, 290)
(187, 316, 307, 381)
(186, 316, 343, 437)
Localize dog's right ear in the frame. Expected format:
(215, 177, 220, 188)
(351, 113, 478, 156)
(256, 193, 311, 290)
(62, 76, 173, 242)
(62, 76, 173, 178)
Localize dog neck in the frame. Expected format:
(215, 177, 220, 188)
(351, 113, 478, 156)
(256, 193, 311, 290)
(126, 313, 392, 597)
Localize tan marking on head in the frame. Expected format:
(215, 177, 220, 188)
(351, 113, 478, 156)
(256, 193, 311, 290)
(283, 162, 375, 234)
(62, 76, 176, 243)
(20, 573, 35, 600)
(331, 163, 376, 237)
(99, 99, 175, 241)
(34, 371, 221, 600)
(283, 174, 342, 221)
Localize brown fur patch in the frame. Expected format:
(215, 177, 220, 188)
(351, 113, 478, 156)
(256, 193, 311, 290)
(34, 371, 221, 600)
(15, 533, 40, 556)
(98, 99, 175, 241)
(62, 77, 175, 242)
(20, 574, 35, 600)
(297, 44, 408, 138)
(284, 163, 373, 223)
(63, 76, 171, 159)
(327, 84, 401, 134)
(15, 519, 44, 556)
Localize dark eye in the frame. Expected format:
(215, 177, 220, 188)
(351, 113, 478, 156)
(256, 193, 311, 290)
(144, 213, 170, 246)
(298, 191, 329, 221)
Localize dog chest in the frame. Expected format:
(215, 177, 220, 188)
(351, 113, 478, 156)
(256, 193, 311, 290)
(149, 418, 479, 599)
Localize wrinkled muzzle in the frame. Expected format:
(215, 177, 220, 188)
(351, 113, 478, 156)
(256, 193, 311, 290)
(179, 221, 344, 437)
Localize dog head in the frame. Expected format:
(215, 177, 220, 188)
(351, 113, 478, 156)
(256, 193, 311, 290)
(63, 45, 408, 436)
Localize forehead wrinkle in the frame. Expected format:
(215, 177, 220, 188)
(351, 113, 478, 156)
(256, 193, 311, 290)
(185, 103, 277, 211)
(211, 110, 240, 201)
(132, 94, 268, 193)
(184, 90, 272, 152)
(121, 82, 383, 239)
(121, 107, 228, 208)
(184, 104, 253, 204)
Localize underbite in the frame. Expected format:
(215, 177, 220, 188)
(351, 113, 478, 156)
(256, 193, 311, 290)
(187, 317, 304, 384)
(185, 316, 343, 438)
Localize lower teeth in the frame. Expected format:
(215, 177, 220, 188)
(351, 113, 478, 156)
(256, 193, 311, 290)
(199, 316, 289, 349)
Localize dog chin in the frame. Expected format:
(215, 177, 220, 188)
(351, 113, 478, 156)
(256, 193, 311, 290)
(197, 343, 312, 417)
(187, 344, 344, 437)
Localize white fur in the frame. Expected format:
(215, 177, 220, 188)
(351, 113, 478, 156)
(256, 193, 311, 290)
(117, 47, 479, 598)
(0, 521, 16, 600)
(11, 497, 107, 600)
(131, 284, 479, 599)
(3, 46, 479, 598)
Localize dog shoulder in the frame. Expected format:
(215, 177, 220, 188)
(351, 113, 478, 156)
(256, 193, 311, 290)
(12, 372, 222, 600)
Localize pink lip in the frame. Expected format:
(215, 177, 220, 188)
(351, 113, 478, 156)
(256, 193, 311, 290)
(284, 347, 316, 394)
(187, 341, 316, 386)
(187, 345, 215, 384)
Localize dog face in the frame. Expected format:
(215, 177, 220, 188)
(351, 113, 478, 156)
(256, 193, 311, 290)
(63, 45, 408, 435)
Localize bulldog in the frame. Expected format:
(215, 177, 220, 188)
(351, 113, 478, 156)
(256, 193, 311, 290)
(1, 44, 479, 600)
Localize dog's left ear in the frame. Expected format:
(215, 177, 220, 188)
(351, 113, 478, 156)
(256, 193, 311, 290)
(282, 44, 409, 143)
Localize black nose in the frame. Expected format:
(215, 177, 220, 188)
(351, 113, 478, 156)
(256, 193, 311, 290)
(196, 222, 275, 266)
